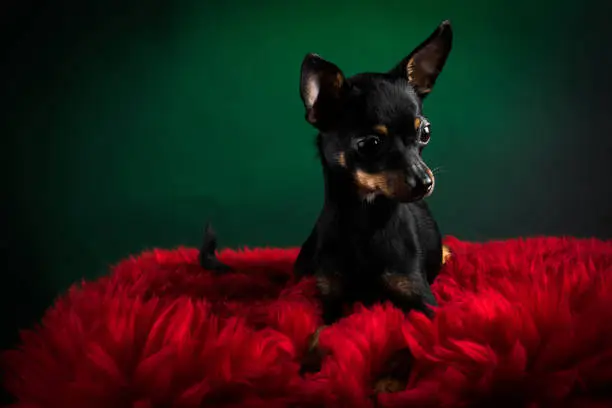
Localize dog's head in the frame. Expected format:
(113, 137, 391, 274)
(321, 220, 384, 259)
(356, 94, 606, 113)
(300, 21, 452, 203)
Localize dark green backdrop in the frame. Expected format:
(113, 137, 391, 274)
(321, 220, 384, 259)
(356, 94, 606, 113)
(2, 0, 611, 368)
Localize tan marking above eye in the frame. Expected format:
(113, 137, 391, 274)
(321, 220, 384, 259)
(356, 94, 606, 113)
(373, 125, 388, 136)
(414, 117, 422, 130)
(334, 73, 344, 89)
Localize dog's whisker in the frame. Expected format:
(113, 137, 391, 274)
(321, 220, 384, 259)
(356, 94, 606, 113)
(431, 166, 447, 175)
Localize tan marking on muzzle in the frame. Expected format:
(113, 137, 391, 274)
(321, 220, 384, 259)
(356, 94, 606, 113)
(334, 73, 344, 89)
(336, 152, 347, 168)
(354, 169, 409, 200)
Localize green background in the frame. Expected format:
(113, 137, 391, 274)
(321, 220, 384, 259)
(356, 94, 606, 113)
(2, 0, 611, 370)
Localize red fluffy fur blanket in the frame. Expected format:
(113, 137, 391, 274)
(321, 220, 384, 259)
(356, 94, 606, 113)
(3, 236, 612, 407)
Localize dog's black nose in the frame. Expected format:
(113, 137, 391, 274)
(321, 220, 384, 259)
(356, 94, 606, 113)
(408, 174, 434, 198)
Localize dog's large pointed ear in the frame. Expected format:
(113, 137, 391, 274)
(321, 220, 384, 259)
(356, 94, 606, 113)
(300, 53, 347, 127)
(390, 20, 453, 98)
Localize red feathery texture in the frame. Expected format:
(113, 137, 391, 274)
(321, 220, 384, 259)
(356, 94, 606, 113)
(2, 236, 612, 408)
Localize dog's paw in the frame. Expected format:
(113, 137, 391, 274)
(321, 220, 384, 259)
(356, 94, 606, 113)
(372, 348, 413, 395)
(373, 376, 407, 394)
(299, 325, 327, 375)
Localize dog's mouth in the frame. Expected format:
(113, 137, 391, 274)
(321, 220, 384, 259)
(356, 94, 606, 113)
(397, 186, 433, 203)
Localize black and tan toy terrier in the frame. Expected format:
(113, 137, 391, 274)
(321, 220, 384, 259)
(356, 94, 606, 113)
(293, 20, 453, 325)
(200, 20, 453, 379)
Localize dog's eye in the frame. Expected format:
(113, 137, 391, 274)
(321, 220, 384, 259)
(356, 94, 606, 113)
(419, 120, 431, 145)
(356, 136, 382, 156)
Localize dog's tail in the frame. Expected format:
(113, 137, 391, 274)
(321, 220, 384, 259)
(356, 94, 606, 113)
(199, 222, 233, 273)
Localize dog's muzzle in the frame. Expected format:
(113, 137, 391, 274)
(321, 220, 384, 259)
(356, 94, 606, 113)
(401, 163, 435, 202)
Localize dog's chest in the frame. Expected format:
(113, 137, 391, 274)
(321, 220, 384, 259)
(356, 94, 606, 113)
(312, 203, 435, 305)
(332, 207, 419, 273)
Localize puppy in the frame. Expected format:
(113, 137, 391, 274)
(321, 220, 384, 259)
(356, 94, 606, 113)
(294, 21, 453, 325)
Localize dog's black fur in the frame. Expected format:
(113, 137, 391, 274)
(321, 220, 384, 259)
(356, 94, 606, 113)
(200, 21, 452, 327)
(293, 21, 453, 324)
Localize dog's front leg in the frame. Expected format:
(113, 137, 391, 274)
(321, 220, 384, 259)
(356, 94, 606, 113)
(372, 268, 435, 395)
(299, 273, 345, 375)
(373, 269, 435, 394)
(381, 269, 436, 319)
(316, 273, 346, 325)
